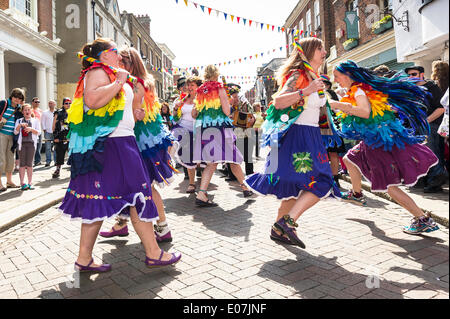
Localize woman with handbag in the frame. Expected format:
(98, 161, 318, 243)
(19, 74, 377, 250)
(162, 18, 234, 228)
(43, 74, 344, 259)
(0, 88, 24, 192)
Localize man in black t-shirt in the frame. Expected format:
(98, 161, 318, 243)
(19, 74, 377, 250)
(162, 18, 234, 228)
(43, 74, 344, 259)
(406, 66, 448, 193)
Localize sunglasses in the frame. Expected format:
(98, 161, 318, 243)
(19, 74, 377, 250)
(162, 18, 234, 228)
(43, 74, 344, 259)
(33, 101, 40, 103)
(408, 72, 420, 77)
(98, 47, 118, 57)
(64, 102, 71, 105)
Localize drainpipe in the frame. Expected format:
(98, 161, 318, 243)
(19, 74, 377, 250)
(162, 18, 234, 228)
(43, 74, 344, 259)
(91, 0, 96, 40)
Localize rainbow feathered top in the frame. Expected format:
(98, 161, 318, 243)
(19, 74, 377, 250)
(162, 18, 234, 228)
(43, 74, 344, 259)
(337, 83, 426, 151)
(194, 81, 233, 129)
(133, 80, 175, 158)
(261, 70, 309, 147)
(67, 63, 126, 177)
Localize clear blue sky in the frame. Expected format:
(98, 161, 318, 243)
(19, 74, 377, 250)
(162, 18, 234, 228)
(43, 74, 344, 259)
(117, 0, 299, 91)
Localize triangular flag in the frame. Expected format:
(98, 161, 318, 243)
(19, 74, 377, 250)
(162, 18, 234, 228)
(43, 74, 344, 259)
(175, 0, 178, 3)
(249, 20, 252, 27)
(282, 27, 285, 32)
(183, 0, 188, 6)
(193, 2, 197, 8)
(215, 9, 219, 17)
(200, 5, 204, 11)
(237, 17, 240, 24)
(231, 15, 234, 22)
(272, 25, 275, 31)
(261, 23, 264, 30)
(243, 18, 247, 25)
(224, 12, 227, 20)
(208, 7, 212, 15)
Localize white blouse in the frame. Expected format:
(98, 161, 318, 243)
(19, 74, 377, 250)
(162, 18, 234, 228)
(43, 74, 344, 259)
(294, 92, 327, 127)
(110, 83, 135, 137)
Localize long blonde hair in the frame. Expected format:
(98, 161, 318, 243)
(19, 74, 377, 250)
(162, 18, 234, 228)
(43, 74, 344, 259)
(431, 60, 449, 91)
(276, 37, 324, 86)
(204, 65, 220, 82)
(119, 46, 157, 97)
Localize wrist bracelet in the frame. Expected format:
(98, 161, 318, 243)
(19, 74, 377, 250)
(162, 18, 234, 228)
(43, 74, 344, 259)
(298, 89, 304, 98)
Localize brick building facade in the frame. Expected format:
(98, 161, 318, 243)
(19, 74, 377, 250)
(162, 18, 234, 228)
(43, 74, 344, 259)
(0, 0, 64, 103)
(284, 0, 336, 60)
(123, 13, 164, 100)
(327, 0, 413, 79)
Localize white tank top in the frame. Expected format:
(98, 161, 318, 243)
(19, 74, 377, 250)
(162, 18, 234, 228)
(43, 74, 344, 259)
(295, 92, 327, 127)
(110, 83, 135, 137)
(179, 103, 194, 131)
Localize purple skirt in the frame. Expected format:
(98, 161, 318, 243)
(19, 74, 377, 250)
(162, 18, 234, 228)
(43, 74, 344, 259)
(245, 125, 341, 200)
(171, 123, 196, 169)
(142, 148, 176, 188)
(59, 136, 158, 224)
(193, 126, 243, 164)
(345, 141, 439, 192)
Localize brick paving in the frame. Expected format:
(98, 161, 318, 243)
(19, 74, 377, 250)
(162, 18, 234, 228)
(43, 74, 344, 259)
(0, 156, 448, 299)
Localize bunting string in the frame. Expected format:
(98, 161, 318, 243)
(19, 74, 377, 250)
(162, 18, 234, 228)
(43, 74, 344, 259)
(174, 0, 320, 37)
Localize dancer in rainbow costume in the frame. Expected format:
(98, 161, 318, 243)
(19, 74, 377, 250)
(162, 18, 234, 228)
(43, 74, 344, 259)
(59, 39, 181, 271)
(245, 37, 340, 248)
(99, 47, 178, 243)
(192, 65, 253, 207)
(330, 60, 439, 235)
(171, 76, 202, 194)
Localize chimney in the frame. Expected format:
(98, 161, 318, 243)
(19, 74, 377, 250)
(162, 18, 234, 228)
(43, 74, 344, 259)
(136, 14, 151, 35)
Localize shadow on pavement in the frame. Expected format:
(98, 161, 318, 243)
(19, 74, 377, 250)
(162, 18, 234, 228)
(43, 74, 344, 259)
(347, 218, 449, 293)
(38, 241, 181, 299)
(163, 195, 256, 242)
(257, 244, 427, 299)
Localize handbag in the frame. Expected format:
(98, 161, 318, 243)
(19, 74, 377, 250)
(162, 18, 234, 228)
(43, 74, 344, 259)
(0, 101, 14, 130)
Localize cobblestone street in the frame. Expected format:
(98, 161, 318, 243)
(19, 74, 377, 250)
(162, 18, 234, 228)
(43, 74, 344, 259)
(0, 166, 448, 299)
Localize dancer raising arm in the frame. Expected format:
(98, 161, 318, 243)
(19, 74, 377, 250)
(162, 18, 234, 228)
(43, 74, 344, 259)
(59, 38, 181, 272)
(245, 37, 341, 248)
(330, 60, 439, 235)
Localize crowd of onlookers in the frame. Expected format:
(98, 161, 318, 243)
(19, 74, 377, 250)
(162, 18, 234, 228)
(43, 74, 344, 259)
(0, 89, 71, 191)
(1, 60, 448, 195)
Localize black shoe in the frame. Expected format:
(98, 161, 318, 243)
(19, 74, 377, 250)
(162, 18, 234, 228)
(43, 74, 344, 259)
(423, 185, 443, 193)
(52, 170, 60, 178)
(45, 163, 50, 167)
(195, 198, 218, 207)
(428, 173, 448, 188)
(412, 177, 427, 189)
(34, 162, 42, 167)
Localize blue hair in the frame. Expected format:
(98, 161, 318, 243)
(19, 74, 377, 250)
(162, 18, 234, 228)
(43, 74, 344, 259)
(336, 60, 430, 136)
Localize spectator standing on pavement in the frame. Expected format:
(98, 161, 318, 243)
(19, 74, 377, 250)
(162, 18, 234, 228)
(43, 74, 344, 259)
(331, 60, 439, 235)
(160, 102, 173, 130)
(14, 104, 41, 190)
(31, 97, 43, 167)
(51, 98, 71, 178)
(406, 65, 448, 193)
(41, 100, 56, 167)
(252, 102, 265, 159)
(59, 38, 181, 272)
(0, 88, 24, 192)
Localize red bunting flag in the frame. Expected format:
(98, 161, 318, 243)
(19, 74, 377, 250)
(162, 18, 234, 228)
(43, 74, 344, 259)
(237, 17, 240, 24)
(208, 7, 211, 15)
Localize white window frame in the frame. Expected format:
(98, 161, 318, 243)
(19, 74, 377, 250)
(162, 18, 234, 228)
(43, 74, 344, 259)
(314, 1, 321, 28)
(306, 9, 312, 34)
(95, 13, 103, 36)
(299, 19, 304, 34)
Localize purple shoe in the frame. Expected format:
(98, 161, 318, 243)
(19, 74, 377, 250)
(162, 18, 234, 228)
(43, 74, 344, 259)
(155, 230, 173, 243)
(270, 227, 293, 245)
(274, 215, 306, 249)
(145, 249, 182, 268)
(99, 225, 129, 238)
(74, 259, 111, 273)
